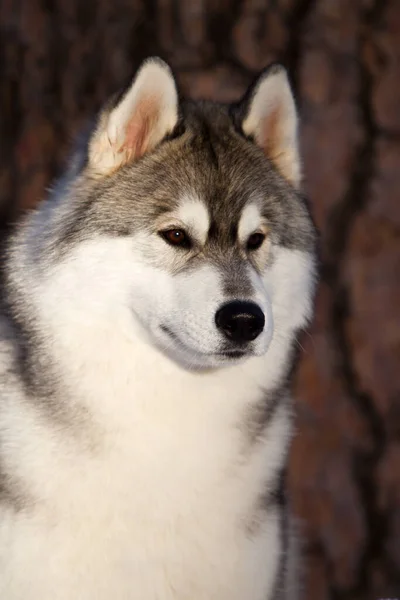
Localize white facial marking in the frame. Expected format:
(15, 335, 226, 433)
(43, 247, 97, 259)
(238, 203, 262, 243)
(176, 196, 210, 244)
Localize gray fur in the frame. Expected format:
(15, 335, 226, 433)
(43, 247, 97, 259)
(245, 386, 289, 448)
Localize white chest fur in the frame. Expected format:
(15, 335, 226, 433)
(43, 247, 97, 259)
(0, 325, 292, 600)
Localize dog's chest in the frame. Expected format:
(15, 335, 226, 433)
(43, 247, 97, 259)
(49, 416, 284, 600)
(6, 361, 290, 600)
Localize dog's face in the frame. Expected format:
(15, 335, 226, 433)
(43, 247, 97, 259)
(35, 59, 316, 370)
(123, 158, 276, 369)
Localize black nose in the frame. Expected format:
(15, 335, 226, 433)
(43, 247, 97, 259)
(215, 301, 265, 344)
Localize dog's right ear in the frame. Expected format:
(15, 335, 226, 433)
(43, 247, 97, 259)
(89, 58, 179, 176)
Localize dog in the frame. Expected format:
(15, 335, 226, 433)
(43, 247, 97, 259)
(0, 57, 317, 599)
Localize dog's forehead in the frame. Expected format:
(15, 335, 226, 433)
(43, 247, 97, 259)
(152, 105, 271, 232)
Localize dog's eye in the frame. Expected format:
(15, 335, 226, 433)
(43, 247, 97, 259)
(160, 229, 191, 249)
(246, 232, 265, 251)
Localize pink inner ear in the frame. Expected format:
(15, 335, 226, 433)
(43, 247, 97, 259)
(123, 95, 160, 161)
(259, 104, 284, 160)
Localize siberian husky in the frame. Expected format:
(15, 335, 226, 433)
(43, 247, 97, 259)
(0, 58, 317, 599)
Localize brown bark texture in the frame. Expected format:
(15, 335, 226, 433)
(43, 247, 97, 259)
(0, 1, 399, 598)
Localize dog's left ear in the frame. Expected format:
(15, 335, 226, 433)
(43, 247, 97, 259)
(237, 65, 300, 188)
(89, 58, 179, 176)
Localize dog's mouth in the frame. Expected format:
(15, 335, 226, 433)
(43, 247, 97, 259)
(217, 350, 246, 359)
(159, 325, 250, 362)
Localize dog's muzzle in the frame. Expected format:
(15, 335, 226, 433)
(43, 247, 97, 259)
(215, 301, 265, 344)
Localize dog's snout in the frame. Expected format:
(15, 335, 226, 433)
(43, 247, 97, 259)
(215, 301, 265, 344)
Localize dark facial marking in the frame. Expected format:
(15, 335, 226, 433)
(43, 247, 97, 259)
(219, 258, 254, 299)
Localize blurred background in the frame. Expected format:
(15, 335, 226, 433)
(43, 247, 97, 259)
(0, 1, 399, 598)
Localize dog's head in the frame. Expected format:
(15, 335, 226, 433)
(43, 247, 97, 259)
(27, 58, 316, 370)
